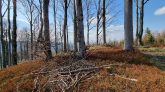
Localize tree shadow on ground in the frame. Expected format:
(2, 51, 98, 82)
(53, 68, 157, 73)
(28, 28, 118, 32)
(144, 53, 165, 70)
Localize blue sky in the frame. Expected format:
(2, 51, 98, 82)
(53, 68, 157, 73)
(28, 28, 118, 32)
(141, 0, 165, 32)
(106, 0, 165, 41)
(118, 0, 165, 32)
(5, 0, 165, 42)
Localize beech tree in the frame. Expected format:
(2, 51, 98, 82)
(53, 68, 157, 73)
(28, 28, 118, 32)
(138, 0, 150, 45)
(12, 0, 17, 65)
(37, 0, 44, 43)
(73, 0, 78, 52)
(95, 0, 101, 45)
(0, 0, 4, 67)
(53, 0, 58, 54)
(62, 0, 67, 52)
(42, 0, 52, 60)
(124, 0, 133, 50)
(135, 0, 150, 45)
(7, 0, 12, 66)
(76, 0, 86, 58)
(135, 0, 139, 45)
(102, 0, 106, 44)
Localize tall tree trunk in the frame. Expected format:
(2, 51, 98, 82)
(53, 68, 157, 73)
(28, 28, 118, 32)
(63, 0, 67, 52)
(26, 37, 29, 59)
(30, 12, 33, 60)
(124, 0, 133, 50)
(0, 0, 6, 68)
(5, 27, 9, 66)
(96, 0, 101, 45)
(73, 0, 77, 52)
(20, 41, 23, 61)
(96, 14, 99, 45)
(66, 25, 69, 51)
(102, 0, 106, 44)
(12, 0, 17, 65)
(42, 0, 52, 60)
(76, 0, 86, 58)
(139, 0, 144, 46)
(37, 0, 43, 44)
(87, 21, 89, 45)
(53, 0, 58, 54)
(135, 0, 139, 46)
(0, 0, 4, 68)
(86, 0, 90, 45)
(8, 0, 12, 66)
(1, 0, 8, 68)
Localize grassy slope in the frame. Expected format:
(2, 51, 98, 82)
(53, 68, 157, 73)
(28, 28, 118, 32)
(140, 47, 165, 70)
(0, 46, 165, 92)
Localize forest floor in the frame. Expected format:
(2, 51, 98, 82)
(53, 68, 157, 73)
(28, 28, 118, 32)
(140, 47, 165, 70)
(0, 46, 165, 92)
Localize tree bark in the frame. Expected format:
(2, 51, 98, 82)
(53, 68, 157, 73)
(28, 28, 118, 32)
(86, 0, 90, 45)
(139, 0, 144, 46)
(30, 11, 33, 60)
(53, 0, 58, 54)
(124, 0, 133, 50)
(8, 0, 12, 66)
(12, 0, 17, 65)
(37, 0, 43, 43)
(102, 0, 106, 44)
(63, 0, 67, 52)
(42, 0, 52, 60)
(96, 0, 101, 45)
(73, 0, 78, 52)
(20, 41, 23, 60)
(0, 0, 6, 68)
(135, 0, 139, 46)
(76, 0, 86, 58)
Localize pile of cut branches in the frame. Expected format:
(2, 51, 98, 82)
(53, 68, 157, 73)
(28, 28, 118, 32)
(31, 60, 97, 92)
(31, 60, 124, 92)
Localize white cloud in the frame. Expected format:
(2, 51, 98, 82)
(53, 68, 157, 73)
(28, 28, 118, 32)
(107, 25, 124, 32)
(154, 6, 165, 16)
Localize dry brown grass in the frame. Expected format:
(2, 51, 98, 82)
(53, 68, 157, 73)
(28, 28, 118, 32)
(0, 46, 165, 92)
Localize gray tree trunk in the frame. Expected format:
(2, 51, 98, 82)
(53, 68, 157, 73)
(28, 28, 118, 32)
(20, 41, 23, 61)
(139, 0, 144, 46)
(135, 0, 139, 46)
(37, 0, 43, 43)
(85, 0, 90, 45)
(63, 0, 67, 52)
(102, 0, 106, 44)
(96, 0, 101, 45)
(53, 0, 58, 54)
(124, 0, 133, 50)
(76, 0, 86, 58)
(42, 0, 52, 60)
(30, 12, 33, 60)
(0, 0, 4, 68)
(12, 0, 17, 65)
(73, 0, 78, 52)
(8, 0, 12, 66)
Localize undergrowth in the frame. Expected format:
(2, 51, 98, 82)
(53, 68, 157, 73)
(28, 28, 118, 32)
(0, 46, 165, 92)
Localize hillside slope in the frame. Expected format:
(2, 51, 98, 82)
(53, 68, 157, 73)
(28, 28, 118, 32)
(0, 46, 165, 92)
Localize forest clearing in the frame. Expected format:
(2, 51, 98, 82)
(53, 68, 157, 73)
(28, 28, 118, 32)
(0, 46, 165, 92)
(0, 0, 165, 91)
